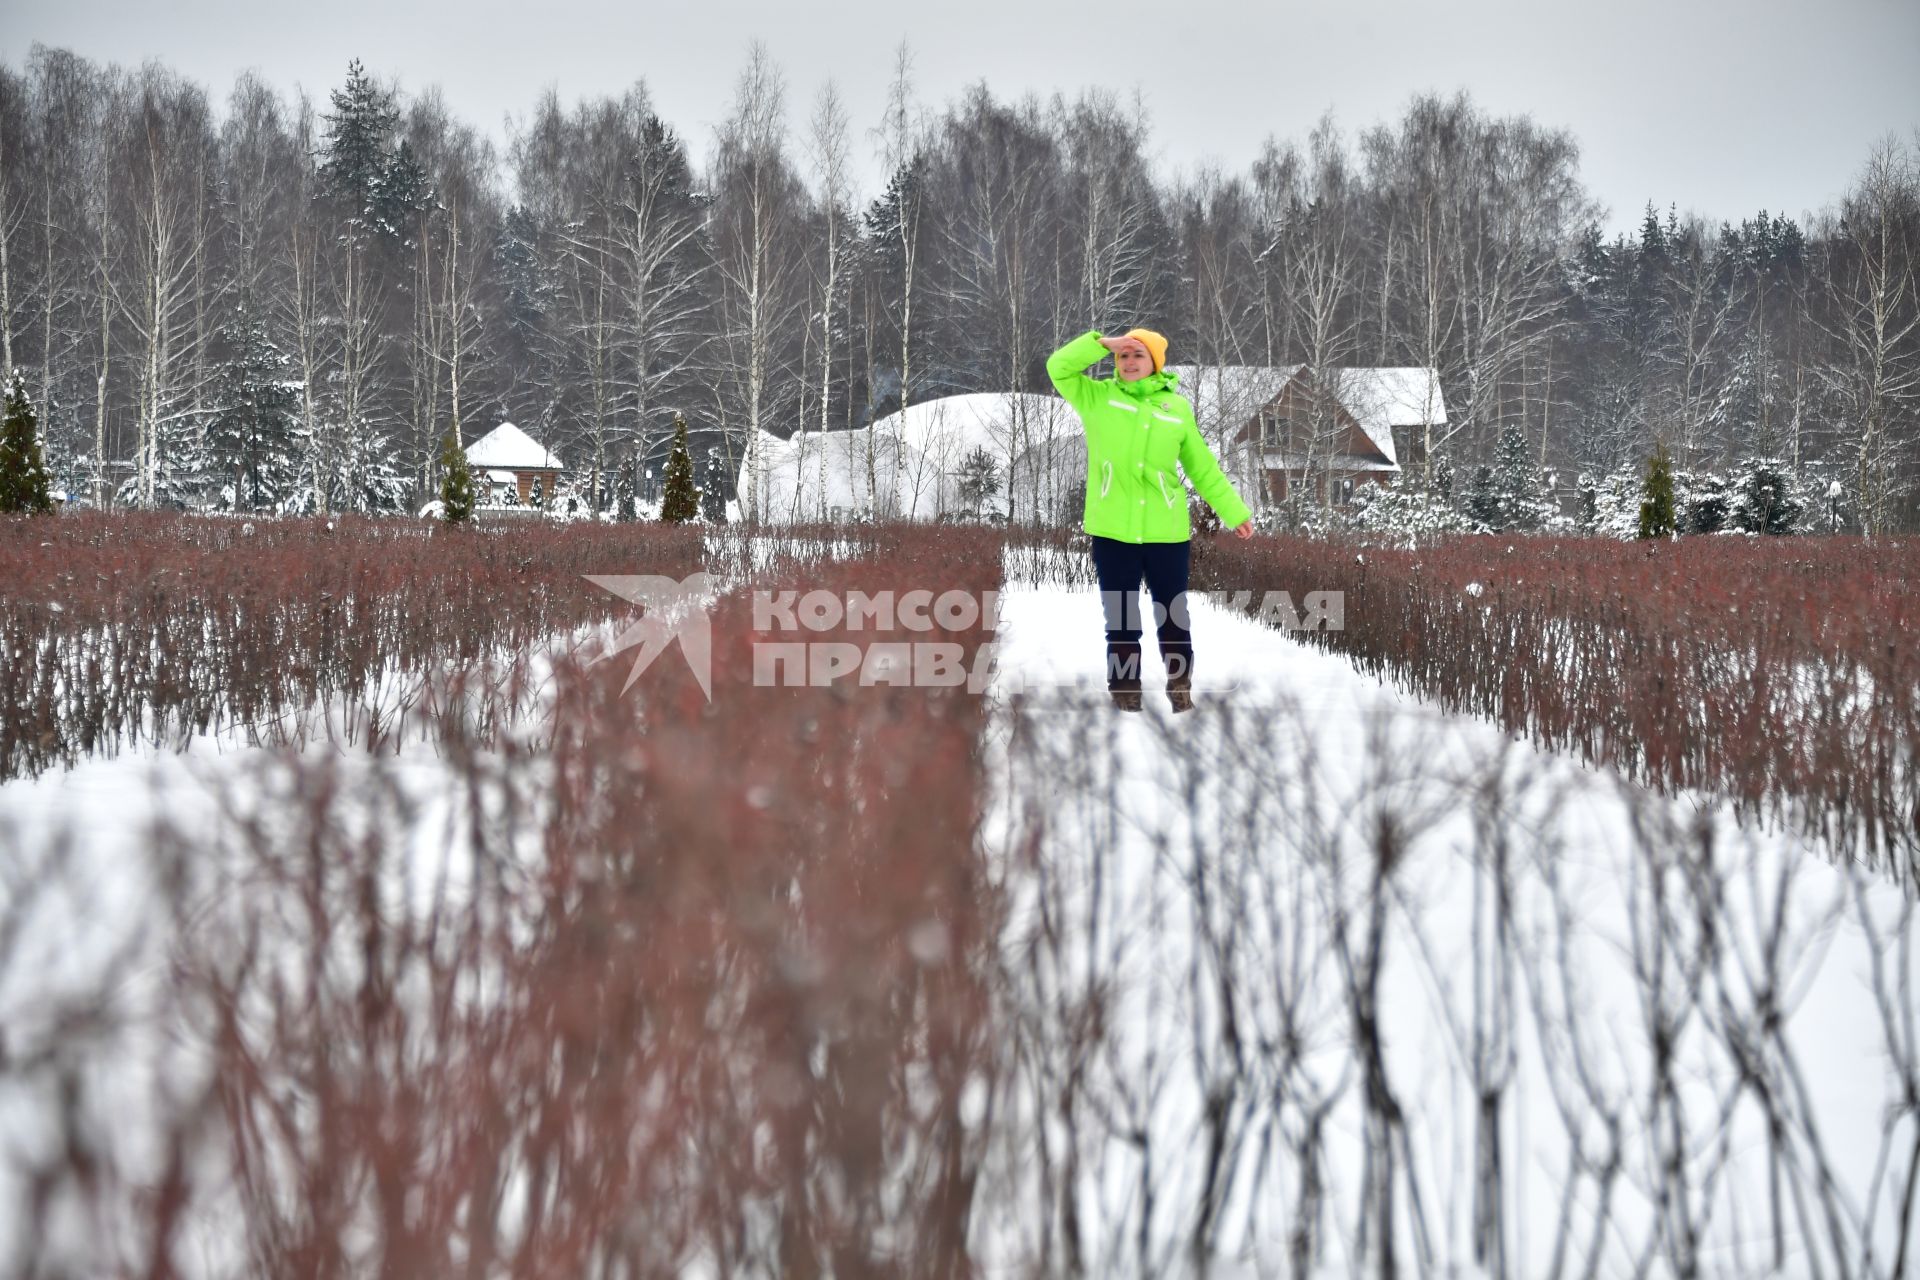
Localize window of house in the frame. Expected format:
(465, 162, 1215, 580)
(1392, 426, 1426, 465)
(1336, 478, 1356, 506)
(1261, 412, 1290, 447)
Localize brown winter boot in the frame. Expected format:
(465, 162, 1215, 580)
(1167, 675, 1194, 714)
(1108, 639, 1144, 712)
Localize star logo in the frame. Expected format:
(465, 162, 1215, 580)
(581, 573, 715, 699)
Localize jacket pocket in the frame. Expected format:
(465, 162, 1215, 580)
(1099, 460, 1113, 499)
(1157, 472, 1179, 508)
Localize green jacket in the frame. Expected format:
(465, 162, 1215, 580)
(1046, 330, 1252, 543)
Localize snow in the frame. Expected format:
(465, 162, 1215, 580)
(974, 549, 1904, 1276)
(0, 536, 1909, 1275)
(738, 392, 1084, 523)
(1330, 366, 1450, 464)
(1169, 364, 1447, 468)
(463, 422, 562, 470)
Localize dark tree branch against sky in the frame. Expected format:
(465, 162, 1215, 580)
(5, 0, 1914, 236)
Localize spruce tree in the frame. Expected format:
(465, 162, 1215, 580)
(1492, 422, 1547, 532)
(438, 428, 475, 524)
(336, 418, 412, 513)
(659, 414, 700, 523)
(1638, 441, 1677, 539)
(0, 373, 54, 515)
(613, 455, 636, 522)
(1729, 457, 1802, 535)
(700, 445, 728, 523)
(206, 305, 302, 511)
(529, 475, 545, 510)
(319, 60, 427, 243)
(1465, 464, 1500, 529)
(1683, 471, 1730, 534)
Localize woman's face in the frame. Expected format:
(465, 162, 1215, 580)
(1115, 340, 1155, 382)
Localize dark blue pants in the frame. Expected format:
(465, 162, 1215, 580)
(1090, 535, 1192, 690)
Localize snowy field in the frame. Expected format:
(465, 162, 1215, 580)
(976, 564, 1909, 1278)
(0, 542, 1912, 1277)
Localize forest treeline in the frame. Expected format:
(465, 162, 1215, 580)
(0, 43, 1914, 529)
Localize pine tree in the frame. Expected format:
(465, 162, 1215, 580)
(205, 306, 302, 512)
(529, 475, 544, 510)
(956, 445, 1001, 516)
(0, 373, 54, 515)
(1638, 441, 1677, 539)
(439, 428, 475, 524)
(659, 414, 700, 523)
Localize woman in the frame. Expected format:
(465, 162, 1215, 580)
(1046, 327, 1255, 713)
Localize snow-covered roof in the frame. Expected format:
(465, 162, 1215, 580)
(466, 422, 562, 470)
(1329, 368, 1448, 465)
(484, 469, 517, 485)
(1168, 364, 1304, 438)
(738, 392, 1081, 523)
(1169, 364, 1447, 469)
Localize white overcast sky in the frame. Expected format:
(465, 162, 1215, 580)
(6, 0, 1916, 238)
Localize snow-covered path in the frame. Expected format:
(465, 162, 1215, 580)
(0, 555, 1912, 1278)
(977, 573, 1907, 1279)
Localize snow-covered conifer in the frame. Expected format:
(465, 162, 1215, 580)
(0, 374, 54, 515)
(1728, 456, 1802, 535)
(660, 415, 700, 523)
(205, 306, 302, 512)
(1638, 441, 1677, 538)
(438, 429, 475, 524)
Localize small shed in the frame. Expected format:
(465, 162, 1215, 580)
(466, 423, 563, 505)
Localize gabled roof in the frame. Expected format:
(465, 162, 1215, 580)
(1169, 364, 1447, 469)
(1167, 364, 1304, 437)
(465, 422, 562, 470)
(1330, 368, 1448, 462)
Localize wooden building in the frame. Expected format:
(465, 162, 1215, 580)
(464, 423, 563, 505)
(1169, 365, 1447, 508)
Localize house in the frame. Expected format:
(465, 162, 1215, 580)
(1169, 364, 1447, 508)
(465, 422, 563, 505)
(739, 392, 1086, 525)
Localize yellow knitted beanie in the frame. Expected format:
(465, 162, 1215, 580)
(1123, 328, 1169, 374)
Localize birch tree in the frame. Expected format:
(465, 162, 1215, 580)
(710, 41, 806, 524)
(1818, 137, 1920, 534)
(801, 80, 853, 523)
(119, 66, 215, 507)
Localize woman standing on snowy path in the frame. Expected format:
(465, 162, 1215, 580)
(1046, 327, 1255, 713)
